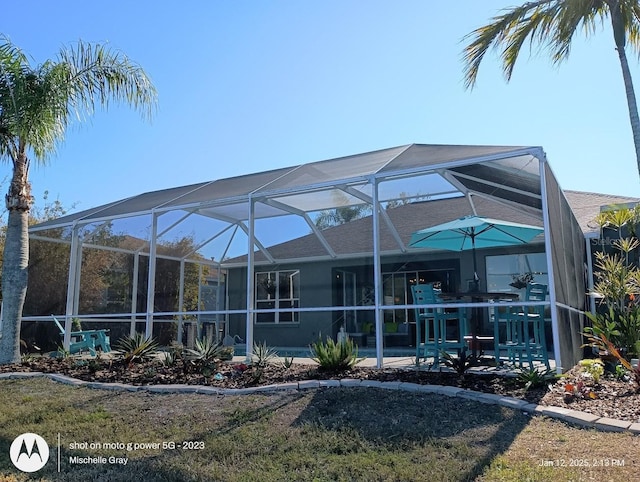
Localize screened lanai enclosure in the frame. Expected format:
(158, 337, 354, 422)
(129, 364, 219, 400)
(26, 144, 587, 370)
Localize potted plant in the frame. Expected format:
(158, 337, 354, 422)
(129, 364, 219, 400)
(260, 277, 277, 299)
(509, 272, 534, 290)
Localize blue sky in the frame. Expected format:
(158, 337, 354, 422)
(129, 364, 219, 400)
(3, 0, 639, 215)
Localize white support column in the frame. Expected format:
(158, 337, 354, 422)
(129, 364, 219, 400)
(216, 264, 223, 336)
(72, 244, 82, 317)
(63, 225, 81, 350)
(371, 177, 384, 368)
(179, 260, 186, 342)
(145, 212, 158, 339)
(131, 253, 140, 337)
(539, 158, 562, 372)
(585, 235, 597, 314)
(245, 196, 255, 361)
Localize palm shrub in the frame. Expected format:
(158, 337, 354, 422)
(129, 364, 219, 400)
(310, 335, 362, 372)
(115, 334, 159, 367)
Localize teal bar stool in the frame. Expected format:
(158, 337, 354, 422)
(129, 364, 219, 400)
(517, 283, 550, 369)
(493, 283, 549, 369)
(493, 301, 525, 366)
(412, 284, 467, 366)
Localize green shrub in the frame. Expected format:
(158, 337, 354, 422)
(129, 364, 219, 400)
(219, 346, 234, 361)
(310, 336, 362, 371)
(72, 318, 82, 331)
(579, 358, 604, 383)
(585, 306, 640, 358)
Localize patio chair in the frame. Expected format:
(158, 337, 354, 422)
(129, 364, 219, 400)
(493, 301, 526, 366)
(493, 283, 549, 369)
(52, 316, 111, 355)
(412, 284, 467, 366)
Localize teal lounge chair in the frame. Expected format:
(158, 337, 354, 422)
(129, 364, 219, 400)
(52, 316, 111, 355)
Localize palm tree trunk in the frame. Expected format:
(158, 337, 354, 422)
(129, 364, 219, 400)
(0, 210, 30, 364)
(609, 0, 640, 179)
(615, 45, 640, 180)
(0, 154, 32, 364)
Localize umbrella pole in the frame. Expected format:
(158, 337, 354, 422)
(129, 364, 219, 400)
(470, 234, 479, 292)
(470, 236, 480, 358)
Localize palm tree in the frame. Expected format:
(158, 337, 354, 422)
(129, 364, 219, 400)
(0, 38, 157, 364)
(462, 0, 640, 179)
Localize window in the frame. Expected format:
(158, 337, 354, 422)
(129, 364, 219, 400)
(485, 253, 548, 293)
(255, 270, 300, 323)
(382, 269, 455, 324)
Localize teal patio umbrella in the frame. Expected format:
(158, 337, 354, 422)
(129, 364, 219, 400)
(409, 215, 544, 290)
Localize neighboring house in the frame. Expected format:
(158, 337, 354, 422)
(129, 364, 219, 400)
(27, 143, 639, 369)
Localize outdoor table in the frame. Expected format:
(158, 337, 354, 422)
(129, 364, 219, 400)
(440, 292, 520, 358)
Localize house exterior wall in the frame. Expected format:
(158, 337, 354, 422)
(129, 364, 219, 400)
(226, 263, 334, 347)
(225, 249, 547, 348)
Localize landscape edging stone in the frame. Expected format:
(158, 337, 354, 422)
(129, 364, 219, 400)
(1, 372, 637, 434)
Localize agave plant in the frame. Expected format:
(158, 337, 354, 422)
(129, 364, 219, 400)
(439, 348, 479, 378)
(310, 336, 362, 372)
(515, 366, 559, 391)
(184, 337, 224, 373)
(114, 334, 159, 367)
(252, 341, 278, 368)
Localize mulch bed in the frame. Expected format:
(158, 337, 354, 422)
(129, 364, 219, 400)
(2, 356, 640, 423)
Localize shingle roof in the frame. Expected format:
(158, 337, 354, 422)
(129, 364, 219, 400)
(243, 195, 542, 263)
(563, 190, 639, 235)
(239, 190, 638, 264)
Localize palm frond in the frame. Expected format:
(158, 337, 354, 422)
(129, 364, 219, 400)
(57, 41, 157, 122)
(462, 0, 556, 88)
(462, 0, 640, 88)
(0, 38, 157, 164)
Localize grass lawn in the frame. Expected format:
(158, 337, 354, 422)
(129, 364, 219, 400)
(0, 378, 638, 481)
